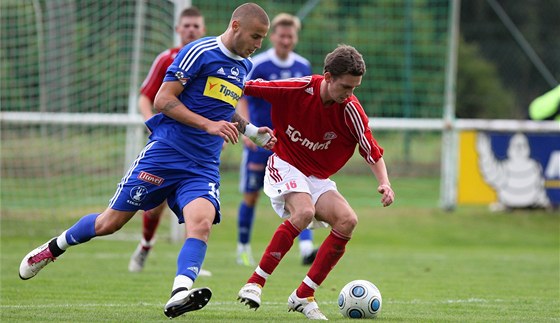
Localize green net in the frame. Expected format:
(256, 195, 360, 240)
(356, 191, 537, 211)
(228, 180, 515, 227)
(1, 0, 451, 217)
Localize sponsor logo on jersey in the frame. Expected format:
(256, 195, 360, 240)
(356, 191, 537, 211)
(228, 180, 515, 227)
(285, 125, 332, 151)
(304, 87, 314, 95)
(137, 171, 164, 186)
(174, 71, 189, 85)
(217, 67, 225, 75)
(203, 76, 242, 107)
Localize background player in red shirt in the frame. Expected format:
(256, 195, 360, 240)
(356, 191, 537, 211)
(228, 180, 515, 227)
(237, 44, 395, 320)
(129, 7, 209, 274)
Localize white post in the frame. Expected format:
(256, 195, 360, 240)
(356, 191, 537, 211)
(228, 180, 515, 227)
(440, 0, 461, 211)
(169, 0, 192, 242)
(125, 0, 147, 170)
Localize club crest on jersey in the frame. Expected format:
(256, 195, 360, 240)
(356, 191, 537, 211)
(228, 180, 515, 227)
(174, 71, 189, 85)
(128, 185, 148, 206)
(228, 67, 241, 82)
(323, 132, 337, 140)
(204, 76, 242, 107)
(137, 171, 164, 186)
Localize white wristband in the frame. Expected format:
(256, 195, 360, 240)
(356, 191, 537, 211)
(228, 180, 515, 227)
(244, 123, 271, 147)
(243, 123, 259, 138)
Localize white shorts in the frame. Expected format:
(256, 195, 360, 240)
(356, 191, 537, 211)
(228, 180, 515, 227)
(264, 154, 336, 229)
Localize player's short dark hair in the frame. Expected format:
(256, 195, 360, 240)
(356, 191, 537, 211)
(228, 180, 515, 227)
(323, 44, 366, 77)
(180, 6, 202, 18)
(231, 2, 269, 26)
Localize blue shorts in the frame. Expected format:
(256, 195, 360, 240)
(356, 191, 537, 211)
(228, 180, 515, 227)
(109, 141, 221, 224)
(239, 147, 272, 193)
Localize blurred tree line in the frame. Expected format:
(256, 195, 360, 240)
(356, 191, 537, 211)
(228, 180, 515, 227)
(458, 0, 560, 119)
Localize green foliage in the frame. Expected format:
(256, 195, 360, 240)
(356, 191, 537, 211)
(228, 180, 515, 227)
(456, 38, 515, 118)
(460, 0, 560, 118)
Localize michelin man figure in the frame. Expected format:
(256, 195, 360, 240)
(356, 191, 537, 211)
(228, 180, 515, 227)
(476, 132, 550, 211)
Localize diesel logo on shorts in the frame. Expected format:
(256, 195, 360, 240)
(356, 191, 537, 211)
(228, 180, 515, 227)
(138, 171, 164, 186)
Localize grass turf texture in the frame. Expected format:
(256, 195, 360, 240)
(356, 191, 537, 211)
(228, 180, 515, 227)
(1, 174, 558, 322)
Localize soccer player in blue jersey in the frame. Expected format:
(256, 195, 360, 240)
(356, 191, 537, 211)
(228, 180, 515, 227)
(19, 3, 273, 319)
(236, 13, 317, 267)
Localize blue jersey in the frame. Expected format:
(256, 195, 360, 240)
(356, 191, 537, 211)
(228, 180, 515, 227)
(246, 48, 311, 129)
(146, 36, 252, 167)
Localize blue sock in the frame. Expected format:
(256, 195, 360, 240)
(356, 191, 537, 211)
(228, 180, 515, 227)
(177, 238, 207, 281)
(238, 202, 255, 244)
(65, 213, 99, 245)
(299, 228, 313, 241)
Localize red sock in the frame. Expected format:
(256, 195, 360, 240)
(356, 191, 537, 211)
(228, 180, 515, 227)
(248, 220, 301, 287)
(142, 209, 161, 246)
(297, 229, 350, 298)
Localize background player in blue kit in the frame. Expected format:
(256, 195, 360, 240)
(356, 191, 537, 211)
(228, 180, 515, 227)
(19, 3, 274, 319)
(236, 13, 317, 267)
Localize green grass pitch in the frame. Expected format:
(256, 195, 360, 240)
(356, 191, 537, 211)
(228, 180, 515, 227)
(1, 174, 558, 322)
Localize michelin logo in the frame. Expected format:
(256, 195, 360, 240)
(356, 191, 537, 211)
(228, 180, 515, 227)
(285, 125, 332, 151)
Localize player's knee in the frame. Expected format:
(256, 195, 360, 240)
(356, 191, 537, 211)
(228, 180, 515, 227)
(333, 213, 358, 235)
(290, 206, 315, 229)
(197, 217, 213, 232)
(243, 192, 259, 206)
(188, 216, 213, 238)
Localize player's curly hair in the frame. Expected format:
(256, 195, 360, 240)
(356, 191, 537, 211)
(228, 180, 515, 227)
(324, 44, 366, 77)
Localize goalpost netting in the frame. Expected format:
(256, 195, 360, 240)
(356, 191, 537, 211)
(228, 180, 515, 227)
(3, 0, 462, 224)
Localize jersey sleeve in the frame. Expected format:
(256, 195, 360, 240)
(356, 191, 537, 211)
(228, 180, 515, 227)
(140, 50, 170, 102)
(344, 100, 384, 164)
(243, 76, 311, 102)
(164, 43, 203, 86)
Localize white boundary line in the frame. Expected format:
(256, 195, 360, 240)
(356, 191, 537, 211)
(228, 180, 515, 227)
(1, 298, 523, 309)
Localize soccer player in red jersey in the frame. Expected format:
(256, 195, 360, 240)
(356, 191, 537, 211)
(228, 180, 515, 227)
(128, 7, 210, 275)
(237, 44, 395, 320)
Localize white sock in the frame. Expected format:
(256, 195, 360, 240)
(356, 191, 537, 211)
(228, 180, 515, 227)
(172, 275, 194, 291)
(255, 266, 270, 280)
(299, 240, 313, 257)
(237, 242, 251, 253)
(141, 237, 155, 248)
(56, 230, 70, 250)
(303, 275, 319, 291)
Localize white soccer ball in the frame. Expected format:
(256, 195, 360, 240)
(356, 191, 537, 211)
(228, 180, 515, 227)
(338, 280, 382, 319)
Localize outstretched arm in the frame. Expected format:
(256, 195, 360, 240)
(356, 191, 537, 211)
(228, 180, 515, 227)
(476, 133, 503, 186)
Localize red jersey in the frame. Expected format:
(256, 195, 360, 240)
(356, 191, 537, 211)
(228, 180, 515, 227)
(139, 47, 181, 102)
(243, 75, 384, 179)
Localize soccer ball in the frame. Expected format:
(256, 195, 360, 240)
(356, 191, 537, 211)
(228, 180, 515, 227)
(338, 280, 382, 319)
